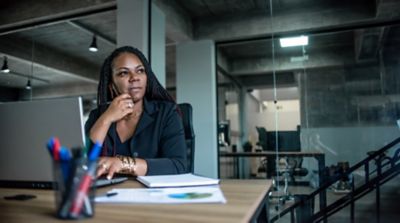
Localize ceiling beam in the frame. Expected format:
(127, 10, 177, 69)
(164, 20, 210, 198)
(153, 0, 193, 42)
(195, 3, 376, 41)
(237, 72, 297, 89)
(20, 82, 97, 101)
(0, 35, 99, 83)
(229, 49, 355, 76)
(0, 0, 116, 36)
(67, 21, 116, 46)
(376, 0, 400, 18)
(7, 70, 50, 83)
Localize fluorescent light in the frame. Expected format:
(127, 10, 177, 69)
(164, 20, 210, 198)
(280, 35, 308, 47)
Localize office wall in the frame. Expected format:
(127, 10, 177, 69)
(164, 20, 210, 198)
(261, 100, 300, 131)
(241, 97, 300, 146)
(225, 103, 240, 147)
(301, 126, 400, 167)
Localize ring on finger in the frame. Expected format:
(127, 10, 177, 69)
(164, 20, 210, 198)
(101, 163, 108, 170)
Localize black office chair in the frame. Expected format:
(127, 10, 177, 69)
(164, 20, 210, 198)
(178, 103, 195, 173)
(256, 126, 268, 151)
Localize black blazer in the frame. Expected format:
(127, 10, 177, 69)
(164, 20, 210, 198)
(85, 99, 187, 175)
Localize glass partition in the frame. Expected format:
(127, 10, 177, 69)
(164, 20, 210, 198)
(216, 2, 400, 216)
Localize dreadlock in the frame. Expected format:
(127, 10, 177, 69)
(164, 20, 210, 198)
(97, 46, 176, 113)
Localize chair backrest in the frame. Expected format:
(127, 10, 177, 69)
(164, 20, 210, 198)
(178, 103, 195, 173)
(256, 126, 268, 151)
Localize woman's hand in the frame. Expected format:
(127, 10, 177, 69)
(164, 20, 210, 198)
(97, 156, 148, 179)
(97, 156, 123, 179)
(103, 94, 134, 123)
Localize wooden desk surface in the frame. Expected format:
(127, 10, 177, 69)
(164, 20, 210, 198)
(0, 179, 271, 223)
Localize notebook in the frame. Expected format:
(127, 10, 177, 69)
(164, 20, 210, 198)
(136, 174, 220, 188)
(0, 97, 127, 189)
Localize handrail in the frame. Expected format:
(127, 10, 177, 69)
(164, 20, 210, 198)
(311, 136, 400, 199)
(312, 162, 400, 222)
(270, 136, 400, 223)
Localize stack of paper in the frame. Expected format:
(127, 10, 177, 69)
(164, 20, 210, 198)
(136, 173, 220, 188)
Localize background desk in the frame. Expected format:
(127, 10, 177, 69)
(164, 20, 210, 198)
(0, 179, 272, 223)
(219, 151, 326, 214)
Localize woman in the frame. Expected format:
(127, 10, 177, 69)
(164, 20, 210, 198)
(85, 46, 187, 179)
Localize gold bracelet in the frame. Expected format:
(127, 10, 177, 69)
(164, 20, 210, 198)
(116, 155, 137, 175)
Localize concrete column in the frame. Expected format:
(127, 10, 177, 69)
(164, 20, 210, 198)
(150, 4, 166, 87)
(176, 40, 218, 178)
(117, 0, 166, 86)
(117, 0, 149, 57)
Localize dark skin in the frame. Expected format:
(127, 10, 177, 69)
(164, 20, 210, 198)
(89, 53, 148, 179)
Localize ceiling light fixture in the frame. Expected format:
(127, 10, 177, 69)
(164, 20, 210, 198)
(89, 35, 98, 52)
(280, 35, 308, 47)
(1, 56, 10, 73)
(25, 79, 32, 90)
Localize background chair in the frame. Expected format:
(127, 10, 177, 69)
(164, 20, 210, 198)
(178, 103, 195, 173)
(256, 126, 268, 151)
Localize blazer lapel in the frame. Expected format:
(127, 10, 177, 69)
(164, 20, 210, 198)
(134, 98, 156, 136)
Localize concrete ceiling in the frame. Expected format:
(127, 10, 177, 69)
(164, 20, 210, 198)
(0, 0, 399, 104)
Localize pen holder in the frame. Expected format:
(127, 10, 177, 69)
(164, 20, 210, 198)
(53, 156, 97, 219)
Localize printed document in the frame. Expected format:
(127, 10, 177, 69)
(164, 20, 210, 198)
(95, 185, 226, 204)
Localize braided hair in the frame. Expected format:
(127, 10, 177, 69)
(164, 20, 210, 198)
(97, 46, 175, 113)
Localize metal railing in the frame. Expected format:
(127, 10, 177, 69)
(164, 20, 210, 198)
(270, 136, 400, 223)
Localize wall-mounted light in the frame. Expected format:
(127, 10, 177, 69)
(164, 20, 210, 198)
(25, 79, 32, 90)
(280, 35, 308, 47)
(1, 56, 10, 73)
(89, 35, 98, 52)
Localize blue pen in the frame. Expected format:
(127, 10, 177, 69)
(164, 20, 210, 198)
(59, 147, 71, 183)
(46, 137, 55, 158)
(88, 141, 102, 161)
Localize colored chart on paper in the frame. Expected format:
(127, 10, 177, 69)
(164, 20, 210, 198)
(168, 192, 212, 200)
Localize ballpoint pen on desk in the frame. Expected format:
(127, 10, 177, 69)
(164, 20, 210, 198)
(96, 191, 118, 199)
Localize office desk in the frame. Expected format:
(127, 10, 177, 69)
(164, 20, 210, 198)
(219, 151, 326, 214)
(0, 179, 272, 223)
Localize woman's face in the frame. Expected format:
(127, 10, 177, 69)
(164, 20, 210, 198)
(111, 53, 147, 103)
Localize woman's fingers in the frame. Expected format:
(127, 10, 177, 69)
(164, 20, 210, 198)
(96, 157, 122, 179)
(105, 94, 135, 121)
(96, 162, 108, 177)
(107, 163, 119, 180)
